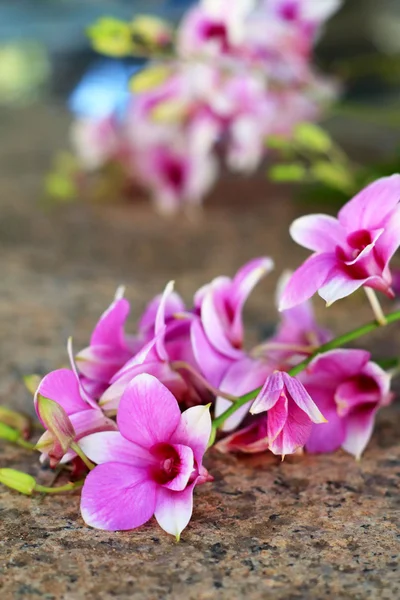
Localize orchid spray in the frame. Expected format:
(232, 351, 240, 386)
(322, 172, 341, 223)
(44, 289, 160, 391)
(1, 175, 400, 538)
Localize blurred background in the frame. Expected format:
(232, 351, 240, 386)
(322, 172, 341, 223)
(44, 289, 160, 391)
(0, 0, 399, 413)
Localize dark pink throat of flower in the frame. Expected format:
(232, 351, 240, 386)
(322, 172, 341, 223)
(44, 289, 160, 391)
(279, 1, 299, 21)
(335, 229, 385, 280)
(202, 21, 229, 51)
(151, 443, 182, 485)
(164, 159, 186, 191)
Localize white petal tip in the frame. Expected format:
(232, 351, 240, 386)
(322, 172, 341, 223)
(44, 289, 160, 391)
(114, 285, 126, 300)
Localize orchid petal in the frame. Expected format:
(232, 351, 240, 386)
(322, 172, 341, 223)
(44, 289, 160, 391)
(155, 281, 175, 361)
(171, 405, 211, 466)
(290, 214, 346, 252)
(76, 345, 132, 383)
(201, 284, 243, 359)
(250, 371, 284, 414)
(318, 268, 369, 306)
(34, 369, 88, 418)
(230, 257, 274, 343)
(190, 319, 234, 387)
(282, 372, 326, 423)
(376, 205, 400, 269)
(304, 349, 370, 388)
(269, 398, 313, 455)
(91, 297, 130, 347)
(267, 394, 288, 443)
(279, 253, 336, 311)
(341, 406, 377, 459)
(78, 431, 151, 466)
(305, 392, 345, 454)
(139, 288, 185, 335)
(216, 417, 269, 454)
(162, 444, 194, 492)
(338, 175, 400, 230)
(117, 374, 181, 449)
(81, 462, 156, 531)
(154, 482, 195, 539)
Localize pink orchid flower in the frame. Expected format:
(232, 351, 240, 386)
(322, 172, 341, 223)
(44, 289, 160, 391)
(100, 282, 193, 410)
(76, 288, 135, 395)
(79, 374, 212, 538)
(250, 371, 327, 455)
(135, 134, 218, 215)
(34, 366, 117, 466)
(300, 349, 393, 458)
(177, 0, 255, 59)
(194, 257, 274, 360)
(266, 0, 342, 37)
(216, 416, 270, 454)
(70, 115, 120, 170)
(280, 175, 400, 310)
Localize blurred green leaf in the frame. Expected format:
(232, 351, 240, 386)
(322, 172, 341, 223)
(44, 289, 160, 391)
(269, 163, 307, 182)
(87, 17, 134, 58)
(294, 123, 333, 154)
(311, 161, 354, 193)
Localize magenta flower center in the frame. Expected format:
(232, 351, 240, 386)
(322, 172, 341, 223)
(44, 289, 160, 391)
(279, 1, 299, 21)
(151, 442, 181, 484)
(347, 229, 372, 256)
(201, 20, 230, 52)
(335, 229, 384, 280)
(164, 158, 185, 191)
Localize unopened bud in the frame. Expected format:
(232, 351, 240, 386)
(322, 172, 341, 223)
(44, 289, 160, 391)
(0, 407, 31, 438)
(0, 468, 36, 495)
(0, 422, 20, 443)
(35, 396, 75, 467)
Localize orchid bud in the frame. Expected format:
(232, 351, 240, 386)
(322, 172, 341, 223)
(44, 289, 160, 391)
(0, 406, 31, 439)
(35, 396, 76, 466)
(0, 422, 20, 443)
(130, 15, 172, 48)
(0, 468, 36, 495)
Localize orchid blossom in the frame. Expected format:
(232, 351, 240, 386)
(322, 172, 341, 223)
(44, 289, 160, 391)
(250, 371, 327, 455)
(280, 175, 400, 310)
(79, 374, 212, 538)
(300, 349, 393, 458)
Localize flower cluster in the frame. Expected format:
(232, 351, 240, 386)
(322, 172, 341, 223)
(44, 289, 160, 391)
(66, 0, 341, 213)
(1, 175, 399, 539)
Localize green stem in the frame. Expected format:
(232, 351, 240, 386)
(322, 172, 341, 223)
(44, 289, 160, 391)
(211, 308, 400, 433)
(35, 480, 84, 494)
(70, 442, 95, 471)
(16, 439, 37, 451)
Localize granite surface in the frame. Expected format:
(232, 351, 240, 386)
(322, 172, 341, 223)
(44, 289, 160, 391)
(0, 105, 399, 599)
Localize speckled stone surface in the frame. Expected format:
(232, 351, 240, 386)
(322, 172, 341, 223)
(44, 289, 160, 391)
(0, 105, 399, 599)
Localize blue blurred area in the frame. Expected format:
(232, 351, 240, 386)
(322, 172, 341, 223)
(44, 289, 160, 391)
(68, 59, 141, 119)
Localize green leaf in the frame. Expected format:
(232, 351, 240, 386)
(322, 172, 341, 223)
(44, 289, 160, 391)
(294, 123, 333, 154)
(87, 17, 134, 58)
(266, 135, 292, 150)
(311, 161, 354, 193)
(269, 163, 307, 182)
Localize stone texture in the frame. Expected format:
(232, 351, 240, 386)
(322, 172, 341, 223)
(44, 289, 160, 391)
(0, 105, 399, 599)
